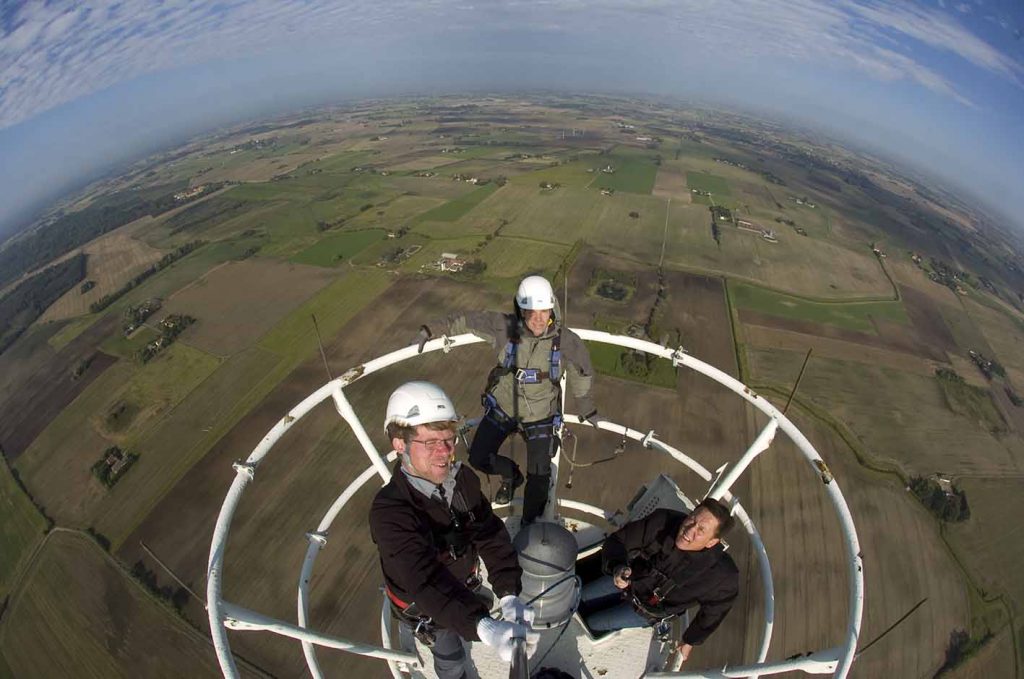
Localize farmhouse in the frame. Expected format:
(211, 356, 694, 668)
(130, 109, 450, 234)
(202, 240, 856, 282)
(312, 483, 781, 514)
(438, 252, 466, 272)
(173, 185, 208, 201)
(736, 218, 777, 242)
(92, 446, 137, 487)
(932, 475, 955, 496)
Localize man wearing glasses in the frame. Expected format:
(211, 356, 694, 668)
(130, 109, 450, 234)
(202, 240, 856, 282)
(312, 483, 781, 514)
(579, 498, 739, 665)
(370, 381, 536, 679)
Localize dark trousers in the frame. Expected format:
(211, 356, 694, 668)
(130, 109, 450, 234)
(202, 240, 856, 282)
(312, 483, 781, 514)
(398, 621, 467, 679)
(469, 412, 560, 523)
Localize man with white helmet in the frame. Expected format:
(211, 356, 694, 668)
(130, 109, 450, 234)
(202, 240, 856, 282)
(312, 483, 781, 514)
(414, 275, 599, 524)
(370, 381, 536, 678)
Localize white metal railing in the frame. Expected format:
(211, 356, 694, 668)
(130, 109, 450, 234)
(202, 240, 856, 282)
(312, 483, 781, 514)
(206, 331, 863, 679)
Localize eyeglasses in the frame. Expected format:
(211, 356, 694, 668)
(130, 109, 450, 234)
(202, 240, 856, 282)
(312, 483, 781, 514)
(409, 435, 458, 452)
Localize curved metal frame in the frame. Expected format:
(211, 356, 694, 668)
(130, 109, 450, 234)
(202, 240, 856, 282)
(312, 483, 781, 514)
(206, 331, 863, 678)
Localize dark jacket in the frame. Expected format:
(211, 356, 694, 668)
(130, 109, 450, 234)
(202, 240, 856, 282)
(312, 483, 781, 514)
(443, 296, 596, 422)
(369, 462, 522, 640)
(601, 508, 739, 646)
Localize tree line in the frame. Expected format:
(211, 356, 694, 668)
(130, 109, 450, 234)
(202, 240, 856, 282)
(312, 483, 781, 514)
(0, 183, 191, 290)
(0, 253, 87, 355)
(89, 241, 205, 313)
(908, 476, 970, 522)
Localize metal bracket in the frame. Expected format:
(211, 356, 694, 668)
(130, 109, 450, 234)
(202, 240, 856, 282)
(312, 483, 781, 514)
(670, 345, 688, 367)
(232, 461, 256, 480)
(223, 615, 258, 631)
(708, 463, 728, 493)
(641, 429, 657, 449)
(306, 531, 328, 547)
(441, 334, 454, 354)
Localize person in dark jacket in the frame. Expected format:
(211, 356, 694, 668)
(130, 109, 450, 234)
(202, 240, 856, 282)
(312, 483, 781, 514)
(414, 275, 600, 524)
(580, 498, 739, 665)
(370, 381, 534, 679)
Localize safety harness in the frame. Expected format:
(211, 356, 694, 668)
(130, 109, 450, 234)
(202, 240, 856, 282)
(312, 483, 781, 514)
(385, 484, 481, 646)
(500, 328, 562, 385)
(481, 325, 563, 431)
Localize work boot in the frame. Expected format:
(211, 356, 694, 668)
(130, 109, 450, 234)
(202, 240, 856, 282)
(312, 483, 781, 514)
(494, 472, 523, 505)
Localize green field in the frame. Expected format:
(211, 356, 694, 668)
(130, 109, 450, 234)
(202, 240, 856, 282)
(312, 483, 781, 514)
(47, 315, 99, 350)
(486, 185, 605, 245)
(587, 193, 670, 263)
(591, 155, 658, 194)
(0, 456, 47, 599)
(747, 347, 1019, 477)
(686, 171, 732, 197)
(352, 234, 430, 267)
(92, 346, 285, 546)
(509, 160, 602, 189)
(291, 229, 387, 267)
(99, 326, 160, 359)
(100, 342, 222, 443)
(14, 361, 137, 526)
(935, 369, 1006, 434)
(730, 281, 907, 331)
(343, 195, 447, 229)
(0, 531, 229, 678)
(257, 270, 392, 357)
(587, 341, 677, 389)
(401, 236, 481, 271)
(479, 237, 570, 280)
(414, 184, 499, 222)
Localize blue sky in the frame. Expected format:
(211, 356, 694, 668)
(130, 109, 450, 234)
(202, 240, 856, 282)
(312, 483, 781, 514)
(0, 0, 1022, 237)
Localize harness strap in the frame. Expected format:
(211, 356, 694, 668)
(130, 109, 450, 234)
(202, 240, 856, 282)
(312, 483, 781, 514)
(500, 328, 562, 384)
(386, 585, 412, 610)
(384, 562, 481, 613)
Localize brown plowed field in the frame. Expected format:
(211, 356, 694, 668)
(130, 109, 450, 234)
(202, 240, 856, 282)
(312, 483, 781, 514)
(158, 259, 338, 357)
(566, 248, 662, 328)
(660, 270, 738, 374)
(653, 165, 690, 202)
(0, 315, 119, 460)
(739, 309, 946, 361)
(744, 412, 970, 678)
(0, 530, 263, 678)
(901, 284, 959, 354)
(744, 324, 937, 376)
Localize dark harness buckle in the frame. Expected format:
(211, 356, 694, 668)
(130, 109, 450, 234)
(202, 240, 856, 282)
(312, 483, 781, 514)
(413, 617, 437, 647)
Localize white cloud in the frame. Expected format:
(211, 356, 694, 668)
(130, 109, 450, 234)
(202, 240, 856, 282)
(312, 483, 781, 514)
(0, 0, 1019, 130)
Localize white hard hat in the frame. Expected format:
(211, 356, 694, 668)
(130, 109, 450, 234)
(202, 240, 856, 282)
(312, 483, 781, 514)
(516, 275, 556, 310)
(384, 381, 459, 432)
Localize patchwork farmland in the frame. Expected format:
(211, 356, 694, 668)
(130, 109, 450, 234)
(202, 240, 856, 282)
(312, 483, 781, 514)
(0, 94, 1022, 678)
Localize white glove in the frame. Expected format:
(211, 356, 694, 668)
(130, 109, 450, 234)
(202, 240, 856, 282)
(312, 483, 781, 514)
(500, 596, 541, 658)
(476, 617, 528, 662)
(525, 627, 541, 658)
(499, 594, 536, 626)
